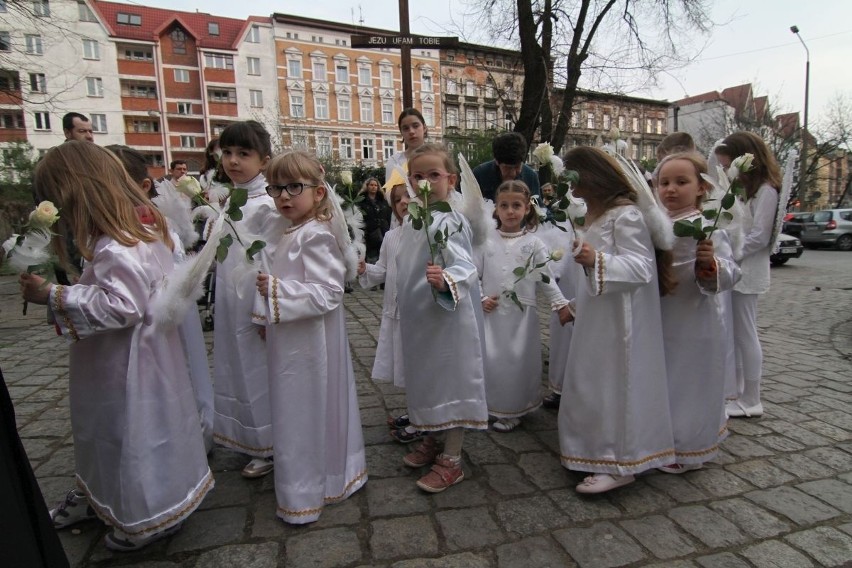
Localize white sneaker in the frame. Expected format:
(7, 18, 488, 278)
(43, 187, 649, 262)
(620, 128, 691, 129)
(241, 457, 274, 478)
(725, 400, 764, 418)
(104, 523, 182, 552)
(50, 489, 98, 529)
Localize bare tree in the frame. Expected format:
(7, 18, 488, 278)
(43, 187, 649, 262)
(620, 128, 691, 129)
(463, 0, 713, 153)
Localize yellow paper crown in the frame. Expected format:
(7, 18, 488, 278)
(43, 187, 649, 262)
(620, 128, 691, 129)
(383, 168, 407, 192)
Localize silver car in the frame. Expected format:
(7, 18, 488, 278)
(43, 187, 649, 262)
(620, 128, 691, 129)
(801, 209, 852, 251)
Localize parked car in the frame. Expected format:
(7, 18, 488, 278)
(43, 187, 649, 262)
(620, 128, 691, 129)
(782, 212, 812, 238)
(770, 233, 804, 266)
(801, 209, 852, 250)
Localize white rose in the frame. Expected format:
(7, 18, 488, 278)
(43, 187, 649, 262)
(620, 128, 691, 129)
(533, 143, 554, 165)
(550, 248, 564, 261)
(28, 201, 60, 229)
(176, 176, 202, 198)
(550, 155, 565, 177)
(418, 179, 430, 194)
(567, 197, 587, 220)
(340, 170, 353, 185)
(731, 153, 754, 173)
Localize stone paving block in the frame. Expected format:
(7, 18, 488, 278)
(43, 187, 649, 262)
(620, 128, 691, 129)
(804, 409, 852, 431)
(463, 431, 509, 465)
(724, 420, 772, 436)
(720, 435, 775, 458)
(21, 436, 56, 461)
(366, 477, 431, 517)
(370, 516, 438, 560)
(517, 452, 571, 490)
(391, 552, 491, 568)
(361, 406, 392, 427)
(642, 562, 697, 568)
(490, 429, 545, 452)
(250, 493, 298, 539)
(366, 444, 409, 478)
(695, 552, 750, 567)
(684, 468, 754, 498)
(431, 479, 490, 509)
(548, 489, 622, 523)
(761, 420, 833, 446)
(59, 526, 101, 568)
(744, 486, 841, 525)
(435, 507, 505, 551)
(784, 527, 852, 567)
(708, 498, 791, 538)
(724, 459, 796, 489)
(364, 425, 393, 446)
(494, 495, 570, 537)
(495, 536, 576, 568)
(193, 543, 279, 568)
(839, 523, 852, 538)
(803, 446, 852, 470)
(166, 507, 246, 554)
(207, 447, 252, 473)
(620, 514, 696, 559)
(18, 418, 71, 439)
(768, 453, 834, 481)
(532, 428, 561, 454)
(286, 527, 362, 568)
(314, 495, 363, 528)
(739, 540, 814, 568)
(34, 445, 76, 477)
(643, 473, 708, 503)
(521, 408, 558, 431)
(552, 521, 646, 568)
(668, 505, 749, 548)
(796, 479, 852, 514)
(198, 471, 251, 511)
(484, 464, 538, 496)
(757, 435, 806, 453)
(615, 480, 677, 515)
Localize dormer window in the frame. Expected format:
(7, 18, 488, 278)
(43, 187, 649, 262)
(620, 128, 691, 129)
(208, 22, 219, 36)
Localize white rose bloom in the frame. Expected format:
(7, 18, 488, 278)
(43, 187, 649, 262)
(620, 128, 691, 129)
(533, 142, 554, 165)
(176, 176, 202, 198)
(550, 248, 564, 261)
(550, 155, 565, 177)
(28, 201, 60, 229)
(340, 170, 353, 185)
(732, 153, 754, 173)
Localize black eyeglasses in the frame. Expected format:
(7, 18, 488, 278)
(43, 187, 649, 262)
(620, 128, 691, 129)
(265, 182, 318, 198)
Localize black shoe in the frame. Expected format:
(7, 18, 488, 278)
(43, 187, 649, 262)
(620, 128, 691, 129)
(542, 392, 561, 409)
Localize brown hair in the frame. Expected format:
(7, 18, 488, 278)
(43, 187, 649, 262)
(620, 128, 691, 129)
(397, 107, 428, 140)
(33, 141, 173, 267)
(657, 151, 712, 209)
(494, 180, 539, 231)
(657, 132, 696, 160)
(563, 146, 675, 296)
(408, 142, 458, 175)
(389, 184, 409, 223)
(265, 150, 332, 221)
(714, 131, 781, 199)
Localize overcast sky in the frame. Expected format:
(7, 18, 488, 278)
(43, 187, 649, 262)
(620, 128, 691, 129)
(133, 0, 851, 126)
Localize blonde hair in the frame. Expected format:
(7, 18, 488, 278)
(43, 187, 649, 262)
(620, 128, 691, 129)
(33, 141, 173, 267)
(408, 142, 458, 175)
(657, 151, 712, 209)
(657, 132, 696, 160)
(494, 180, 539, 231)
(265, 150, 332, 221)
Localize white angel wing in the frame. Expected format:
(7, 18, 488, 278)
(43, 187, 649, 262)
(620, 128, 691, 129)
(153, 180, 199, 250)
(457, 153, 496, 246)
(326, 183, 361, 281)
(4, 230, 52, 272)
(770, 149, 797, 252)
(612, 153, 674, 250)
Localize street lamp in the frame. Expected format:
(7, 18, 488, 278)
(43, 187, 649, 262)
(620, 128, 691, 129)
(790, 25, 810, 206)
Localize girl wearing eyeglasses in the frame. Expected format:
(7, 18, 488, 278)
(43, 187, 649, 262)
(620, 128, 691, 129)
(213, 121, 287, 480)
(254, 151, 367, 524)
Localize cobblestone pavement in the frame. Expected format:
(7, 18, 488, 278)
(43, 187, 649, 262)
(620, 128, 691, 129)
(2, 250, 852, 567)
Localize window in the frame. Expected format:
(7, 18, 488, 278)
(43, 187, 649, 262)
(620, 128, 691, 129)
(339, 135, 353, 160)
(586, 112, 595, 129)
(465, 81, 476, 97)
(617, 115, 626, 130)
(485, 80, 496, 99)
(122, 47, 153, 61)
(122, 81, 156, 98)
(180, 135, 196, 148)
(632, 116, 639, 132)
(204, 53, 234, 70)
(287, 58, 302, 78)
(646, 118, 653, 134)
(247, 25, 260, 43)
(29, 73, 46, 93)
(359, 98, 372, 122)
(0, 71, 20, 91)
(32, 1, 49, 17)
(82, 39, 100, 60)
(631, 143, 639, 159)
(247, 57, 261, 76)
(117, 12, 142, 26)
(422, 104, 434, 127)
(86, 77, 103, 97)
(335, 64, 348, 83)
(465, 108, 477, 130)
(445, 106, 458, 128)
(25, 35, 43, 55)
(421, 74, 432, 92)
(317, 134, 331, 158)
(90, 113, 106, 133)
(128, 119, 159, 133)
(290, 94, 304, 118)
(379, 67, 392, 88)
(571, 112, 579, 128)
(312, 60, 326, 81)
(656, 118, 663, 134)
(315, 95, 328, 119)
(338, 98, 351, 121)
(381, 101, 393, 124)
(33, 111, 50, 130)
(143, 153, 164, 167)
(358, 66, 371, 86)
(0, 32, 9, 52)
(383, 139, 395, 160)
(174, 69, 190, 83)
(292, 130, 308, 148)
(208, 88, 236, 103)
(361, 137, 374, 161)
(603, 114, 611, 130)
(208, 22, 219, 36)
(503, 112, 513, 130)
(446, 79, 457, 95)
(78, 1, 96, 22)
(249, 89, 263, 108)
(0, 111, 24, 129)
(171, 28, 186, 54)
(485, 109, 497, 129)
(177, 102, 193, 115)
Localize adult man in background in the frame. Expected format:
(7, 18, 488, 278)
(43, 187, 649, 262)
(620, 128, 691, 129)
(472, 131, 540, 202)
(62, 113, 94, 143)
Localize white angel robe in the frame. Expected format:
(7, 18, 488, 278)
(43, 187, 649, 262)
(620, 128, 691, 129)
(396, 210, 489, 432)
(477, 230, 568, 418)
(213, 173, 287, 456)
(662, 213, 742, 464)
(358, 225, 405, 387)
(558, 205, 675, 475)
(536, 222, 579, 395)
(49, 237, 213, 537)
(258, 219, 367, 524)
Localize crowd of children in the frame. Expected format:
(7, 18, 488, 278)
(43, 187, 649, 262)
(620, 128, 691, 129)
(16, 109, 783, 550)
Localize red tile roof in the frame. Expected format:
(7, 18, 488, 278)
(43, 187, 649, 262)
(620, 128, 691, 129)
(776, 112, 800, 139)
(92, 1, 267, 50)
(675, 90, 723, 106)
(753, 95, 768, 120)
(721, 83, 753, 118)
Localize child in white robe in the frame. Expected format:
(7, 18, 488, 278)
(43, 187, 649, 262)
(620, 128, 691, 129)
(213, 121, 287, 478)
(478, 181, 571, 432)
(557, 146, 675, 494)
(255, 150, 367, 524)
(19, 142, 213, 551)
(395, 143, 489, 493)
(657, 152, 742, 472)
